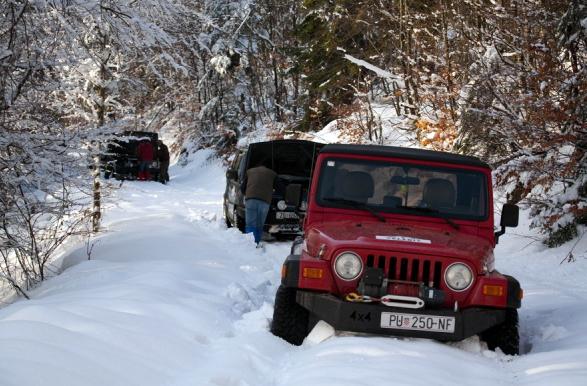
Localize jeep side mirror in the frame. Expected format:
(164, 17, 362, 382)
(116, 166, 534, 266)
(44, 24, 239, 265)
(285, 184, 302, 207)
(495, 203, 519, 243)
(226, 169, 237, 180)
(500, 203, 519, 228)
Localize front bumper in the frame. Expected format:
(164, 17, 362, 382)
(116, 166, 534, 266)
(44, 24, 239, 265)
(296, 291, 506, 341)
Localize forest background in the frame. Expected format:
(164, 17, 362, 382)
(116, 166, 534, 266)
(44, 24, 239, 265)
(1, 0, 585, 297)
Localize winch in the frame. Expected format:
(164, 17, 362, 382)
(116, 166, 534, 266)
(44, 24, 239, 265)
(355, 267, 445, 308)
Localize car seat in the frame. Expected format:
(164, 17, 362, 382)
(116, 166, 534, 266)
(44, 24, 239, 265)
(422, 178, 455, 209)
(340, 171, 374, 203)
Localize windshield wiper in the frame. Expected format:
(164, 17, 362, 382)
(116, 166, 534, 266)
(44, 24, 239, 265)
(323, 197, 386, 223)
(398, 206, 460, 230)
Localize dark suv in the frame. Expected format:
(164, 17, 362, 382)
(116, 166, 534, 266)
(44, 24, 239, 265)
(223, 140, 324, 238)
(271, 144, 522, 354)
(101, 131, 162, 181)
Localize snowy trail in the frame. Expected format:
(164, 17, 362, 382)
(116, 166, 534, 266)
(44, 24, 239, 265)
(0, 150, 586, 386)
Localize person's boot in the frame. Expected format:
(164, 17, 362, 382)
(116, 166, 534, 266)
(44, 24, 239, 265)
(245, 226, 257, 244)
(254, 229, 263, 245)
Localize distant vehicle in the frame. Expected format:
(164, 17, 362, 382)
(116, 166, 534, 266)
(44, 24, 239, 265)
(271, 144, 522, 355)
(101, 131, 163, 181)
(223, 140, 325, 238)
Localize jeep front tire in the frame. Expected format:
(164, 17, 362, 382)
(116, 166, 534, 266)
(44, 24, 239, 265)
(481, 308, 519, 355)
(271, 285, 310, 345)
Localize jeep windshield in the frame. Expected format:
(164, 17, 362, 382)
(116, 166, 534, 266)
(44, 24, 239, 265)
(316, 157, 488, 221)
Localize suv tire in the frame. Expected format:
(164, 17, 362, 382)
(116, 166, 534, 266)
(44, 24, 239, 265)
(270, 285, 310, 345)
(224, 206, 232, 228)
(236, 214, 246, 233)
(481, 308, 519, 355)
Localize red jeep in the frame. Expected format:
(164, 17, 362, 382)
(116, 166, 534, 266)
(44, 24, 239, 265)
(271, 144, 522, 355)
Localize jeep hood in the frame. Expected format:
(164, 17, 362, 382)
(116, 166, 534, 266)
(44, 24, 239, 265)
(306, 220, 493, 266)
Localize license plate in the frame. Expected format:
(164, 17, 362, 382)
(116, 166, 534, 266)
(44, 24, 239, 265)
(276, 211, 299, 219)
(380, 312, 455, 333)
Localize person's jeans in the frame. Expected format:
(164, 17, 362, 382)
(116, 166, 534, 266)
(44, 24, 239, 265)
(138, 161, 151, 180)
(245, 198, 270, 244)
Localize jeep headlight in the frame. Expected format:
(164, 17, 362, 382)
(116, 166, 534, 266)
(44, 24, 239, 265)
(444, 263, 474, 291)
(334, 252, 363, 281)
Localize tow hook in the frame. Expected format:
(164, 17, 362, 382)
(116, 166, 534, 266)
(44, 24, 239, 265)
(380, 294, 424, 308)
(345, 292, 425, 308)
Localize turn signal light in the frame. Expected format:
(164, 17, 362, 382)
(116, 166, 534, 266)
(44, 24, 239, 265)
(483, 285, 504, 297)
(303, 268, 323, 279)
(281, 265, 287, 279)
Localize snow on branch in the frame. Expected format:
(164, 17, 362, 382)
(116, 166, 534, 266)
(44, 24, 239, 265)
(337, 48, 401, 81)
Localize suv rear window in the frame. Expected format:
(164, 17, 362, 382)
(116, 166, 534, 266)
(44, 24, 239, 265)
(316, 157, 488, 220)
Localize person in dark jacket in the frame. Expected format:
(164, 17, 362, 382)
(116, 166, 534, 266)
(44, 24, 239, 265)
(137, 139, 154, 180)
(241, 160, 277, 246)
(157, 140, 170, 184)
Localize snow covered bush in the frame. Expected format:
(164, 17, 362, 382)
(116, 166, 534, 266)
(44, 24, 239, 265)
(0, 131, 93, 299)
(494, 148, 586, 247)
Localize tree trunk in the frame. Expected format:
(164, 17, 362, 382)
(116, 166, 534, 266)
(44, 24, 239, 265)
(93, 36, 109, 233)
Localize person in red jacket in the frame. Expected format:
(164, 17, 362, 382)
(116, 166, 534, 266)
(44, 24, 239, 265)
(137, 139, 154, 180)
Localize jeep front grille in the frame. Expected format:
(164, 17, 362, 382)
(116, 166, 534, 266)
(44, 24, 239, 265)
(365, 254, 443, 289)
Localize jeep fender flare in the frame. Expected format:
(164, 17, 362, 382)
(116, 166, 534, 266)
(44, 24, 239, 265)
(281, 253, 301, 288)
(505, 275, 522, 309)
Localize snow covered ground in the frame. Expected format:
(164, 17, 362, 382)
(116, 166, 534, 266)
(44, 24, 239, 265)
(0, 150, 586, 386)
